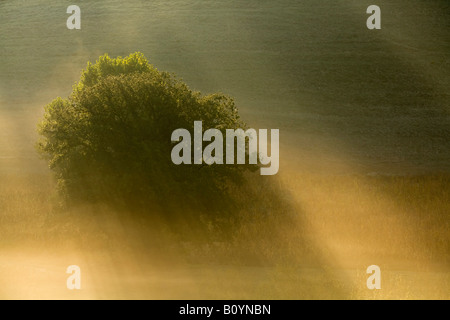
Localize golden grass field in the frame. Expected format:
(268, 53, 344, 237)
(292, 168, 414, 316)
(0, 0, 449, 300)
(0, 170, 448, 299)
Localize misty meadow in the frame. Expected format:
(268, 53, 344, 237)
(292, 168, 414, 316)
(0, 0, 449, 300)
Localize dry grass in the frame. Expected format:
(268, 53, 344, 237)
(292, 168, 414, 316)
(0, 172, 448, 299)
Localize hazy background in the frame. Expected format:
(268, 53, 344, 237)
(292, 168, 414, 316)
(0, 0, 449, 299)
(0, 0, 449, 175)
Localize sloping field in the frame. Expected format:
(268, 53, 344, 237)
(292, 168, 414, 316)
(0, 0, 448, 299)
(0, 0, 449, 173)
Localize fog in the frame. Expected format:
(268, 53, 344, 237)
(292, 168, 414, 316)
(0, 0, 448, 299)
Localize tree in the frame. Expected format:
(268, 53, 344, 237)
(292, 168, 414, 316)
(37, 52, 253, 216)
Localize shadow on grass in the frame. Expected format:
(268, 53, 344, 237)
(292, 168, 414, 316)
(57, 171, 353, 299)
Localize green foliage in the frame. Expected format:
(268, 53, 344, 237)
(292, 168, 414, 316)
(37, 52, 251, 215)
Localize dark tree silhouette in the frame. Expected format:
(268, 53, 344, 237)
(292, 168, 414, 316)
(37, 52, 255, 216)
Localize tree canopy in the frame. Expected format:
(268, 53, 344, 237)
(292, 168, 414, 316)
(37, 52, 252, 215)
